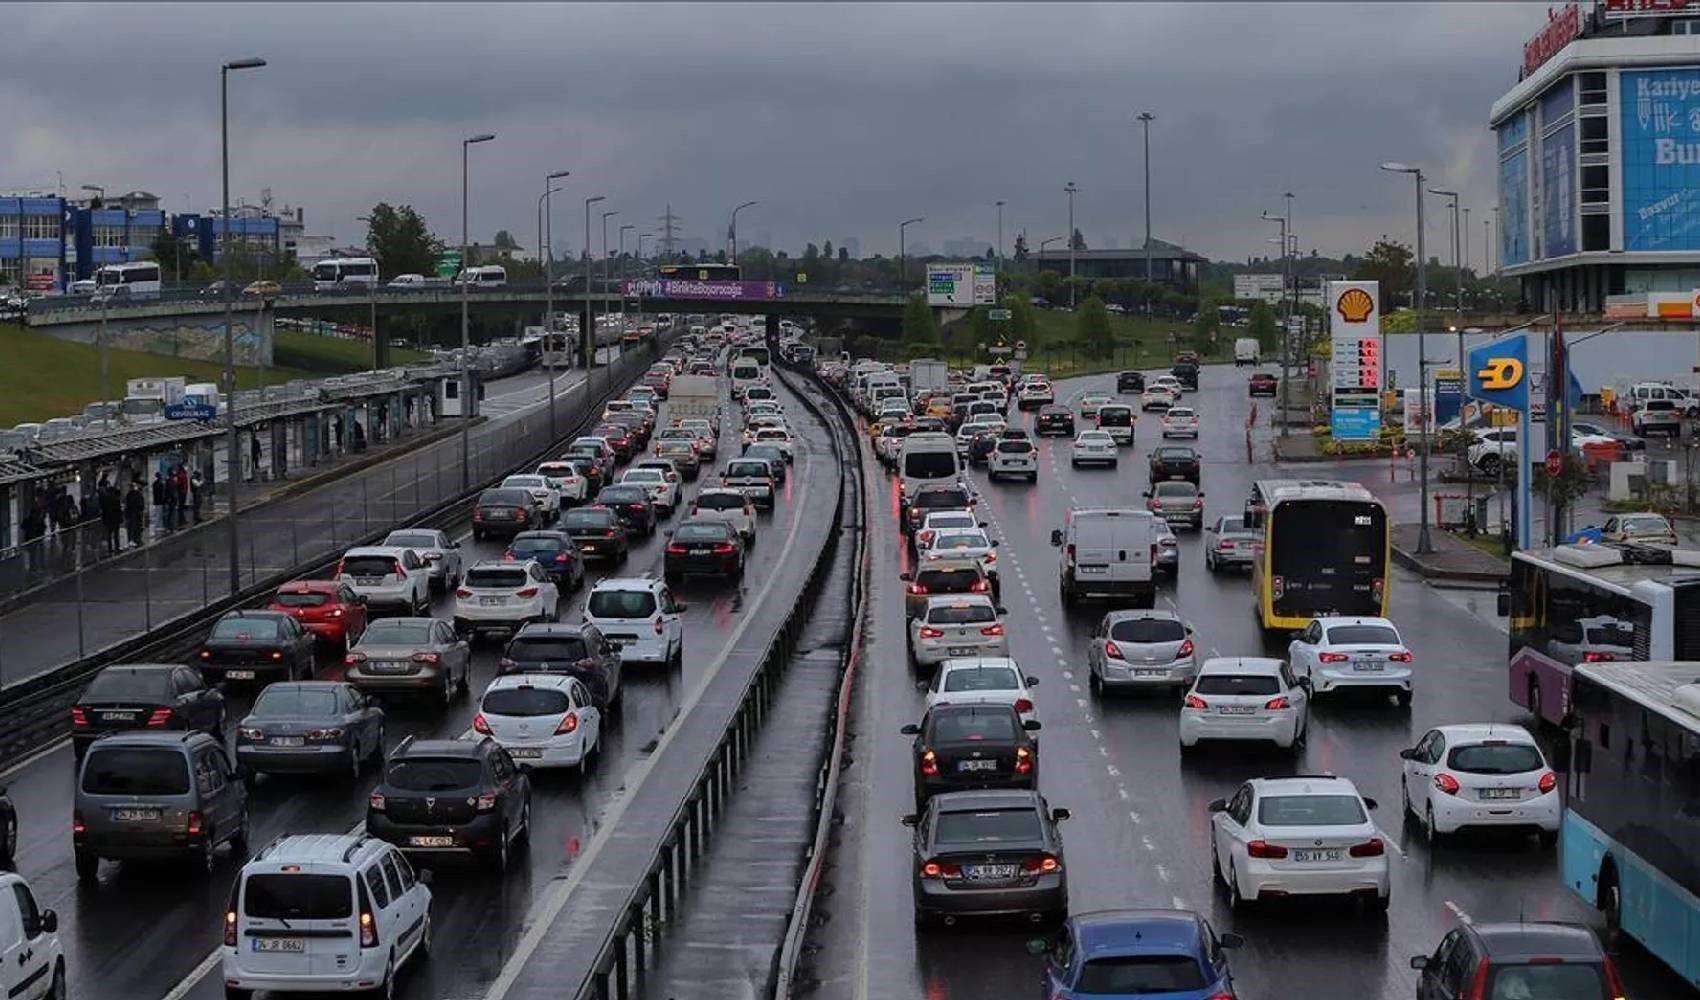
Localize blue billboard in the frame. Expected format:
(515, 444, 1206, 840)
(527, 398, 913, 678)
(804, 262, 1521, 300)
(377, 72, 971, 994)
(1621, 68, 1700, 252)
(1542, 123, 1577, 258)
(1500, 148, 1531, 266)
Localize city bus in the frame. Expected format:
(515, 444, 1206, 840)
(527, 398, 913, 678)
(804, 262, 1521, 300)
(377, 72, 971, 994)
(94, 261, 162, 299)
(1563, 658, 1700, 988)
(1248, 479, 1389, 632)
(1502, 543, 1700, 726)
(658, 262, 741, 281)
(312, 256, 380, 291)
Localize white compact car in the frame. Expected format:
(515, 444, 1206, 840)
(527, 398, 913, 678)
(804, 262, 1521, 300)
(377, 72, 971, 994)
(452, 560, 561, 635)
(925, 656, 1038, 724)
(907, 595, 1008, 669)
(922, 527, 1000, 590)
(1070, 430, 1119, 468)
(1017, 380, 1055, 409)
(750, 425, 795, 462)
(1287, 617, 1413, 705)
(689, 488, 757, 543)
(336, 546, 432, 616)
(1208, 775, 1390, 912)
(619, 467, 681, 515)
(1399, 723, 1560, 846)
(1178, 657, 1310, 752)
(583, 577, 686, 667)
(1078, 393, 1113, 419)
(474, 673, 603, 771)
(501, 475, 563, 521)
(1141, 386, 1177, 412)
(535, 461, 589, 505)
(1087, 609, 1197, 694)
(1161, 407, 1200, 438)
(987, 436, 1038, 482)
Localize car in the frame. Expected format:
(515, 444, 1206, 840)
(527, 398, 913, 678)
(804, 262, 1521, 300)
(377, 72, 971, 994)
(344, 616, 472, 704)
(503, 531, 587, 591)
(1467, 428, 1518, 478)
(558, 505, 630, 563)
(500, 623, 624, 710)
(196, 610, 317, 686)
(366, 736, 531, 871)
(221, 834, 431, 1000)
(1087, 609, 1197, 695)
(987, 435, 1038, 482)
(557, 455, 605, 496)
(1095, 403, 1136, 445)
(0, 869, 60, 998)
(566, 438, 617, 484)
(500, 475, 564, 522)
(1017, 381, 1055, 410)
(664, 518, 746, 582)
(1171, 361, 1200, 390)
(1078, 392, 1113, 419)
(721, 457, 777, 510)
(744, 443, 791, 484)
(1632, 398, 1683, 437)
(1178, 657, 1310, 753)
(619, 467, 681, 515)
(472, 487, 544, 542)
(677, 418, 718, 457)
(1161, 406, 1200, 438)
(1141, 386, 1176, 412)
(901, 703, 1041, 808)
(1571, 419, 1644, 452)
(334, 546, 432, 615)
(73, 730, 248, 880)
(593, 484, 659, 537)
(234, 681, 386, 781)
(965, 430, 999, 468)
(1208, 775, 1388, 913)
(907, 595, 1008, 669)
(1149, 445, 1201, 484)
(1070, 430, 1118, 468)
(688, 488, 757, 543)
(925, 656, 1038, 724)
(1034, 404, 1075, 437)
(1145, 480, 1205, 530)
(71, 663, 226, 759)
(1287, 616, 1413, 704)
(903, 482, 976, 538)
(1599, 511, 1677, 546)
(901, 787, 1067, 928)
(584, 577, 686, 668)
(1399, 723, 1560, 846)
(1204, 514, 1263, 572)
(654, 439, 702, 480)
(921, 526, 1000, 593)
(452, 561, 561, 638)
(242, 280, 282, 299)
(381, 528, 464, 592)
(914, 510, 982, 553)
(1036, 909, 1242, 1000)
(1153, 519, 1179, 579)
(1115, 370, 1145, 393)
(1409, 921, 1628, 1000)
(902, 557, 993, 619)
(592, 422, 636, 461)
(1248, 372, 1278, 397)
(473, 673, 603, 772)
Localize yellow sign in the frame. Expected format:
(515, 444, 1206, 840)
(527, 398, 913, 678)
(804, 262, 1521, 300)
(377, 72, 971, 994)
(797, 272, 808, 284)
(1335, 287, 1376, 324)
(1476, 357, 1524, 391)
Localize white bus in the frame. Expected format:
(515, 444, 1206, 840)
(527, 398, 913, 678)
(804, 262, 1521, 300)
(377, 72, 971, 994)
(456, 265, 508, 289)
(312, 257, 380, 291)
(94, 261, 162, 300)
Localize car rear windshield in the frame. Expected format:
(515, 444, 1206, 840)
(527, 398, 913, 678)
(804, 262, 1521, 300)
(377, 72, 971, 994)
(385, 532, 438, 549)
(1325, 625, 1400, 645)
(1256, 794, 1367, 826)
(1076, 955, 1208, 993)
(927, 604, 995, 625)
(243, 873, 354, 920)
(251, 688, 340, 717)
(360, 620, 435, 645)
(598, 487, 647, 503)
(1154, 482, 1196, 498)
(211, 617, 283, 640)
(696, 493, 744, 510)
(933, 534, 988, 551)
(509, 538, 565, 556)
(1193, 674, 1280, 696)
(996, 441, 1033, 454)
(506, 636, 588, 662)
(727, 462, 769, 477)
(931, 710, 1017, 742)
(1447, 743, 1544, 775)
(81, 748, 190, 795)
(563, 510, 616, 529)
(589, 590, 658, 619)
(943, 666, 1019, 692)
(1156, 448, 1195, 460)
(466, 568, 528, 589)
(933, 808, 1042, 845)
(480, 489, 530, 506)
(1098, 407, 1132, 426)
(904, 452, 958, 478)
(1110, 618, 1187, 643)
(272, 590, 330, 608)
(659, 443, 694, 455)
(675, 523, 731, 542)
(341, 555, 398, 577)
(386, 758, 482, 792)
(1488, 963, 1605, 998)
(83, 669, 172, 702)
(916, 490, 970, 509)
(917, 568, 981, 591)
(482, 686, 572, 717)
(1622, 516, 1669, 532)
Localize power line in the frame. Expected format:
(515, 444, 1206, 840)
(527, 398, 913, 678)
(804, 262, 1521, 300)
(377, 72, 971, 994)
(657, 203, 682, 259)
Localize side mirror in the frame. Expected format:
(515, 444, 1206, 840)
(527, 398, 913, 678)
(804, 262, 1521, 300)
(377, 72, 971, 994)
(1196, 491, 1205, 497)
(1207, 797, 1228, 813)
(991, 539, 1000, 547)
(1022, 719, 1042, 732)
(979, 521, 989, 529)
(1409, 956, 1428, 971)
(1025, 676, 1040, 687)
(1049, 529, 1063, 547)
(900, 813, 919, 827)
(900, 723, 921, 735)
(1398, 748, 1417, 760)
(899, 572, 912, 582)
(996, 606, 1009, 615)
(1362, 797, 1379, 811)
(1297, 677, 1313, 693)
(1219, 931, 1244, 949)
(674, 602, 689, 612)
(1025, 938, 1051, 956)
(1141, 490, 1152, 498)
(40, 910, 57, 934)
(1050, 807, 1070, 822)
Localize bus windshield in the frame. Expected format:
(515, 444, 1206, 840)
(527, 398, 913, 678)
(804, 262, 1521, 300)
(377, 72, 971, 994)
(1268, 499, 1386, 618)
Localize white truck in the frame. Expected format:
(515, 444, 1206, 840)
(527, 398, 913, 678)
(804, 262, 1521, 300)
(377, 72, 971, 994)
(668, 374, 722, 421)
(121, 376, 187, 424)
(1234, 337, 1260, 366)
(908, 358, 950, 398)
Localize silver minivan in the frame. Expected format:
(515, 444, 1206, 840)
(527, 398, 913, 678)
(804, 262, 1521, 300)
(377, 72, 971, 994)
(73, 730, 248, 881)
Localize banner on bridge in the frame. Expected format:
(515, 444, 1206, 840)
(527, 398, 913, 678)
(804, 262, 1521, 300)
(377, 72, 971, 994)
(621, 279, 786, 301)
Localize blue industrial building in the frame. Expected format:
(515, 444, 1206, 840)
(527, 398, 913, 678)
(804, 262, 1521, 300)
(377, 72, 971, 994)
(172, 212, 281, 263)
(0, 196, 69, 293)
(71, 207, 167, 279)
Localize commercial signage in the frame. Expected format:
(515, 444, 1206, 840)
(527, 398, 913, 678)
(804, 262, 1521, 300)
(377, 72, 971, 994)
(1433, 368, 1463, 427)
(926, 264, 996, 307)
(1603, 0, 1696, 16)
(23, 273, 55, 292)
(1327, 280, 1382, 441)
(1401, 388, 1435, 434)
(436, 251, 462, 280)
(163, 402, 219, 421)
(1541, 122, 1577, 258)
(987, 308, 1012, 321)
(621, 279, 786, 301)
(1523, 2, 1582, 79)
(1232, 273, 1284, 303)
(1621, 68, 1700, 251)
(1467, 332, 1530, 412)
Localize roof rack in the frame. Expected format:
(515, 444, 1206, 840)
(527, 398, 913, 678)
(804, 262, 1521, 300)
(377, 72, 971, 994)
(341, 834, 371, 863)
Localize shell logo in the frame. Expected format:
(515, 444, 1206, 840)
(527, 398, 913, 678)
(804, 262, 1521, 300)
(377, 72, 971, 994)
(1336, 287, 1376, 324)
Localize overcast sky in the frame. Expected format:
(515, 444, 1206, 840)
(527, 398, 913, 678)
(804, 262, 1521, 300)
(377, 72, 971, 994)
(0, 3, 1544, 265)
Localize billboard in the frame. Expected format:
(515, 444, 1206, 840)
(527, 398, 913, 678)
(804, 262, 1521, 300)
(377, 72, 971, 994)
(621, 279, 785, 301)
(1523, 1, 1581, 79)
(1603, 0, 1696, 16)
(1233, 273, 1285, 303)
(927, 264, 995, 306)
(1327, 280, 1382, 441)
(1541, 122, 1577, 258)
(1500, 148, 1531, 266)
(1621, 68, 1700, 251)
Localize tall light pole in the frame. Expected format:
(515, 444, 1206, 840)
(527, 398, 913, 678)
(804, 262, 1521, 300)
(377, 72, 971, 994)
(1462, 206, 1471, 272)
(898, 217, 924, 292)
(1383, 161, 1432, 554)
(618, 223, 635, 336)
(1064, 181, 1078, 308)
(81, 184, 113, 426)
(1262, 210, 1291, 437)
(1136, 112, 1155, 293)
(600, 210, 618, 354)
(1432, 187, 1468, 529)
(355, 214, 381, 371)
(995, 200, 1005, 278)
(582, 195, 605, 370)
(457, 132, 496, 489)
(728, 201, 757, 265)
(221, 56, 265, 595)
(539, 169, 568, 440)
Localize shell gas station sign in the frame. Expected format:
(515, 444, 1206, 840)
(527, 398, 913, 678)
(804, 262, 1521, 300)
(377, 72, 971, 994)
(1327, 280, 1383, 441)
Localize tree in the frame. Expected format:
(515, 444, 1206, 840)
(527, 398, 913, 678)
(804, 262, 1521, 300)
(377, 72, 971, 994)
(1248, 299, 1279, 354)
(1076, 295, 1114, 359)
(149, 229, 197, 283)
(1191, 306, 1220, 354)
(1012, 233, 1029, 262)
(365, 203, 441, 280)
(1070, 228, 1087, 251)
(493, 229, 518, 250)
(822, 240, 833, 259)
(902, 293, 938, 348)
(1035, 268, 1063, 302)
(837, 246, 850, 262)
(1007, 294, 1036, 343)
(1354, 237, 1414, 313)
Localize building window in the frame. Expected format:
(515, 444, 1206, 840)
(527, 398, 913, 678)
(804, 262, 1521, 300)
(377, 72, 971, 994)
(21, 216, 59, 240)
(129, 224, 160, 251)
(0, 259, 19, 286)
(93, 224, 125, 247)
(1582, 213, 1609, 253)
(1578, 71, 1607, 106)
(0, 217, 15, 240)
(1579, 115, 1608, 156)
(1580, 164, 1609, 205)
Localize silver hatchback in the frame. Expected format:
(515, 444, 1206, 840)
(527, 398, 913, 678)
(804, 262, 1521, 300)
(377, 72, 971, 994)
(1087, 609, 1198, 694)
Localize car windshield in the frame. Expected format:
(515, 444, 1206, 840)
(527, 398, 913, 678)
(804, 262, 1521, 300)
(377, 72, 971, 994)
(927, 603, 995, 625)
(386, 758, 482, 791)
(1325, 624, 1400, 645)
(385, 532, 439, 549)
(506, 635, 588, 662)
(482, 686, 572, 717)
(696, 493, 744, 510)
(341, 555, 398, 577)
(1622, 516, 1670, 533)
(1156, 448, 1194, 460)
(1109, 618, 1186, 643)
(1154, 483, 1196, 498)
(934, 533, 988, 550)
(1076, 955, 1209, 994)
(251, 688, 340, 717)
(1078, 434, 1112, 444)
(943, 666, 1019, 692)
(465, 568, 528, 590)
(509, 537, 565, 556)
(211, 617, 282, 640)
(675, 523, 731, 542)
(1448, 743, 1545, 775)
(904, 452, 958, 478)
(1193, 674, 1280, 696)
(83, 669, 172, 701)
(1256, 793, 1367, 826)
(917, 490, 970, 509)
(589, 590, 658, 618)
(933, 808, 1042, 845)
(563, 510, 615, 529)
(273, 590, 330, 608)
(925, 515, 976, 530)
(243, 873, 354, 920)
(1487, 964, 1606, 999)
(930, 709, 1017, 742)
(660, 443, 694, 455)
(996, 441, 1033, 453)
(504, 477, 546, 489)
(1098, 408, 1132, 426)
(917, 568, 981, 591)
(360, 620, 436, 645)
(81, 748, 190, 795)
(727, 462, 769, 477)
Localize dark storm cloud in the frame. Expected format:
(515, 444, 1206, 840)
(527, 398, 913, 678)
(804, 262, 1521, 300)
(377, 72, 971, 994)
(0, 3, 1538, 262)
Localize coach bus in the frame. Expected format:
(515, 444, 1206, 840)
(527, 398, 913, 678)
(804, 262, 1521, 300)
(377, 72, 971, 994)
(312, 257, 380, 291)
(1248, 479, 1389, 633)
(94, 261, 162, 299)
(658, 262, 741, 281)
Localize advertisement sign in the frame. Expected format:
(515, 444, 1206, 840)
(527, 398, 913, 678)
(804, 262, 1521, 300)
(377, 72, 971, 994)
(1467, 332, 1530, 411)
(1523, 1, 1581, 79)
(163, 402, 219, 421)
(23, 273, 55, 292)
(1331, 408, 1382, 441)
(1621, 68, 1700, 251)
(972, 267, 996, 305)
(1500, 148, 1531, 266)
(1402, 389, 1434, 434)
(621, 279, 786, 301)
(1433, 368, 1463, 427)
(1233, 274, 1285, 302)
(1541, 122, 1577, 258)
(1328, 280, 1382, 441)
(1604, 0, 1696, 17)
(926, 264, 995, 306)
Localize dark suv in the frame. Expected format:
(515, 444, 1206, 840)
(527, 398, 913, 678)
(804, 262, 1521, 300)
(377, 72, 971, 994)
(1116, 370, 1146, 393)
(1411, 922, 1626, 1000)
(1149, 445, 1202, 485)
(904, 483, 975, 538)
(499, 623, 625, 710)
(1035, 405, 1075, 436)
(366, 736, 532, 871)
(1170, 361, 1199, 390)
(72, 663, 225, 759)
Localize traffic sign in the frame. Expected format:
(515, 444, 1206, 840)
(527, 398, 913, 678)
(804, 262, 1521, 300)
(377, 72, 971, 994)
(1014, 340, 1026, 351)
(796, 272, 808, 284)
(988, 308, 1012, 321)
(436, 251, 463, 279)
(1545, 450, 1563, 477)
(164, 402, 218, 421)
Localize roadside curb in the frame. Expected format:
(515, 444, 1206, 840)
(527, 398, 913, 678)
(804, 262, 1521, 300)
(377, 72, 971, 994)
(1390, 543, 1507, 584)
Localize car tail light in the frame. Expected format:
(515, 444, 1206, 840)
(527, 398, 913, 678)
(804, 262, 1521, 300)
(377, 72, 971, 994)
(392, 561, 406, 577)
(503, 552, 517, 561)
(71, 706, 89, 729)
(498, 657, 517, 671)
(713, 542, 737, 555)
(909, 507, 921, 520)
(908, 582, 929, 595)
(1146, 498, 1158, 510)
(1184, 694, 1208, 710)
(1463, 958, 1490, 1000)
(1014, 698, 1033, 714)
(269, 650, 284, 661)
(555, 553, 571, 564)
(472, 510, 483, 522)
(920, 750, 938, 776)
(918, 626, 944, 639)
(368, 791, 386, 811)
(72, 811, 85, 837)
(1194, 498, 1204, 509)
(1246, 840, 1288, 859)
(475, 791, 498, 812)
(666, 542, 689, 555)
(970, 580, 990, 593)
(1434, 773, 1461, 796)
(1349, 838, 1385, 858)
(983, 550, 997, 564)
(1538, 771, 1557, 794)
(307, 728, 344, 741)
(455, 588, 473, 599)
(556, 712, 579, 734)
(1318, 651, 1349, 664)
(146, 707, 175, 728)
(1015, 746, 1034, 775)
(653, 616, 666, 636)
(1220, 539, 1236, 549)
(345, 651, 368, 665)
(1021, 852, 1060, 874)
(1604, 956, 1628, 1000)
(199, 649, 212, 660)
(1177, 638, 1194, 658)
(920, 859, 960, 879)
(605, 529, 618, 537)
(1103, 639, 1126, 660)
(359, 907, 378, 948)
(1388, 651, 1413, 662)
(515, 508, 529, 521)
(412, 652, 441, 664)
(516, 587, 540, 598)
(186, 810, 205, 836)
(1264, 696, 1290, 710)
(224, 907, 238, 946)
(472, 713, 492, 735)
(1583, 650, 1616, 662)
(329, 608, 344, 618)
(981, 623, 1005, 637)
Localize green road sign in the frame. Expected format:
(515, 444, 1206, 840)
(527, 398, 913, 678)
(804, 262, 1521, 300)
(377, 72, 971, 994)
(988, 308, 1012, 321)
(436, 251, 463, 279)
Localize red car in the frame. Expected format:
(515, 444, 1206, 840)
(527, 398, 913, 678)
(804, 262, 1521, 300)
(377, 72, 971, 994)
(1248, 372, 1278, 397)
(266, 579, 369, 651)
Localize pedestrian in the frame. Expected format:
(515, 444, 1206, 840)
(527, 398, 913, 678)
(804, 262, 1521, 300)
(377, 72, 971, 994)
(20, 496, 46, 572)
(99, 480, 122, 555)
(332, 414, 343, 452)
(124, 478, 144, 548)
(190, 468, 204, 523)
(250, 433, 262, 481)
(173, 464, 190, 525)
(44, 487, 61, 538)
(351, 419, 366, 453)
(151, 471, 165, 531)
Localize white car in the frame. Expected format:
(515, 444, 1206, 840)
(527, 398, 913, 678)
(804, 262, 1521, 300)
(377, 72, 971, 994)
(1399, 723, 1559, 847)
(475, 673, 603, 771)
(0, 872, 61, 1000)
(1151, 375, 1184, 395)
(1287, 616, 1413, 705)
(1078, 392, 1113, 419)
(452, 559, 561, 635)
(1178, 657, 1310, 752)
(1467, 428, 1518, 477)
(688, 487, 757, 543)
(1600, 512, 1678, 546)
(535, 461, 589, 505)
(922, 527, 1000, 589)
(1070, 430, 1119, 467)
(745, 400, 785, 421)
(750, 425, 795, 462)
(1208, 775, 1390, 912)
(381, 528, 463, 592)
(584, 577, 686, 667)
(1161, 407, 1200, 438)
(1087, 609, 1197, 694)
(907, 595, 1008, 668)
(925, 656, 1038, 724)
(678, 418, 718, 456)
(1017, 381, 1054, 409)
(914, 510, 982, 552)
(955, 419, 1002, 454)
(1141, 386, 1176, 412)
(987, 436, 1038, 482)
(335, 546, 432, 615)
(619, 467, 681, 514)
(501, 475, 563, 521)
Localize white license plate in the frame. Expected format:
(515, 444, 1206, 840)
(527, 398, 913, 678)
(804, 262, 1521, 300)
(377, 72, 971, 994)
(253, 938, 306, 953)
(581, 544, 597, 552)
(1352, 661, 1385, 671)
(1291, 849, 1344, 863)
(1480, 788, 1520, 800)
(357, 577, 382, 586)
(962, 863, 1020, 881)
(270, 736, 304, 747)
(508, 747, 545, 759)
(948, 646, 978, 656)
(102, 712, 137, 722)
(112, 808, 160, 822)
(956, 759, 999, 772)
(226, 669, 256, 680)
(1077, 565, 1106, 574)
(1133, 668, 1167, 677)
(1218, 705, 1256, 715)
(481, 597, 504, 606)
(409, 835, 455, 848)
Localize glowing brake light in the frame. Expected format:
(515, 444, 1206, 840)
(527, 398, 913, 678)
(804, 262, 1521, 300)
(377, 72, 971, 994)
(1317, 651, 1349, 664)
(666, 543, 688, 555)
(918, 626, 944, 639)
(1583, 650, 1616, 662)
(969, 580, 990, 593)
(1349, 838, 1385, 858)
(1103, 639, 1124, 660)
(359, 908, 378, 948)
(1538, 771, 1557, 794)
(920, 750, 938, 776)
(1184, 694, 1208, 710)
(472, 713, 492, 735)
(224, 908, 238, 946)
(1388, 651, 1412, 662)
(555, 712, 579, 734)
(981, 623, 1005, 637)
(1021, 852, 1060, 873)
(1434, 773, 1461, 796)
(475, 792, 499, 812)
(1177, 638, 1194, 658)
(1264, 696, 1290, 710)
(516, 587, 540, 598)
(71, 706, 89, 729)
(908, 582, 929, 595)
(146, 707, 175, 728)
(920, 859, 960, 879)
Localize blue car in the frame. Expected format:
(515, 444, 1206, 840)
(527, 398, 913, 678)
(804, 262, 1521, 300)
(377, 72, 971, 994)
(1033, 909, 1242, 999)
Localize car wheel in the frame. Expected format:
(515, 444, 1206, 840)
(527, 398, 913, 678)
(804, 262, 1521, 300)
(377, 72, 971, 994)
(224, 986, 252, 1000)
(75, 849, 98, 882)
(669, 640, 684, 671)
(1425, 804, 1444, 847)
(196, 829, 218, 875)
(230, 807, 251, 855)
(370, 724, 387, 764)
(1088, 669, 1102, 696)
(1226, 860, 1249, 910)
(419, 913, 433, 958)
(515, 799, 532, 846)
(490, 824, 511, 872)
(1528, 678, 1543, 724)
(1395, 689, 1413, 708)
(1401, 778, 1414, 819)
(47, 966, 67, 1000)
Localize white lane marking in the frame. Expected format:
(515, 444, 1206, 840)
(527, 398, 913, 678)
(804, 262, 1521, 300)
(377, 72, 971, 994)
(1155, 864, 1173, 883)
(0, 736, 69, 779)
(1172, 895, 1187, 910)
(158, 951, 222, 1000)
(1377, 826, 1408, 859)
(1140, 836, 1156, 852)
(1129, 810, 1142, 823)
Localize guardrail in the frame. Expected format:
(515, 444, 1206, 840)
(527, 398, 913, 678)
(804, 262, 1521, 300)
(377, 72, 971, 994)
(568, 353, 866, 1000)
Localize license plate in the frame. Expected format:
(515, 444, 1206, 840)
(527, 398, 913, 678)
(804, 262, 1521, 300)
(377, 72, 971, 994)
(957, 759, 999, 772)
(1077, 565, 1106, 574)
(112, 808, 160, 822)
(1133, 668, 1167, 677)
(253, 938, 306, 953)
(1291, 849, 1344, 863)
(948, 646, 978, 656)
(689, 548, 714, 556)
(102, 711, 137, 723)
(962, 863, 1019, 881)
(1218, 705, 1256, 715)
(409, 835, 455, 848)
(481, 597, 504, 606)
(1480, 788, 1520, 800)
(508, 747, 545, 759)
(1352, 660, 1385, 671)
(357, 577, 381, 586)
(226, 669, 256, 680)
(581, 544, 597, 552)
(270, 736, 304, 747)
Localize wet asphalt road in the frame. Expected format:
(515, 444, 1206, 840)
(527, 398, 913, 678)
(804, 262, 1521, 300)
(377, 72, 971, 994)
(800, 363, 1699, 1000)
(1, 368, 833, 1000)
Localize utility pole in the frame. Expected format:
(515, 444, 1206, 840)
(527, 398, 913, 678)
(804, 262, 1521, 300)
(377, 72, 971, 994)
(540, 169, 568, 442)
(899, 217, 924, 292)
(995, 200, 1005, 278)
(582, 195, 605, 370)
(1382, 162, 1432, 553)
(601, 209, 617, 353)
(1432, 188, 1467, 529)
(618, 223, 634, 336)
(221, 56, 266, 595)
(1064, 181, 1078, 308)
(459, 132, 495, 489)
(1462, 206, 1471, 272)
(1137, 112, 1155, 297)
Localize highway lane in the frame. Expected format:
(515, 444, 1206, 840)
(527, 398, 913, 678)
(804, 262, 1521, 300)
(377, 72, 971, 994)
(1, 366, 835, 1000)
(804, 363, 1698, 1000)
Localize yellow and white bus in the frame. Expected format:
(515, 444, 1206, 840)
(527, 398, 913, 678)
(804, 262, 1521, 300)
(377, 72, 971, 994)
(1248, 479, 1390, 633)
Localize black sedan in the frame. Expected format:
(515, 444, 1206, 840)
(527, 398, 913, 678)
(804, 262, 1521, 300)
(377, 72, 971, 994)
(1116, 370, 1146, 393)
(967, 431, 998, 467)
(473, 487, 545, 541)
(901, 787, 1069, 928)
(664, 518, 746, 582)
(504, 530, 588, 590)
(1034, 405, 1075, 437)
(1149, 445, 1202, 485)
(196, 610, 317, 685)
(901, 703, 1041, 810)
(235, 681, 385, 781)
(560, 506, 630, 563)
(71, 663, 225, 759)
(594, 485, 658, 538)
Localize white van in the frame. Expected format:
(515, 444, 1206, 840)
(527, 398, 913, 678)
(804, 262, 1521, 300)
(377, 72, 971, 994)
(730, 358, 763, 399)
(1050, 508, 1161, 608)
(1235, 337, 1260, 366)
(0, 871, 62, 1000)
(899, 431, 962, 497)
(222, 834, 432, 1000)
(457, 265, 508, 289)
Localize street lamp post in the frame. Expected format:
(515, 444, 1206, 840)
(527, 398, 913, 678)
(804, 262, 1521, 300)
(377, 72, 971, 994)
(1261, 213, 1290, 437)
(458, 132, 496, 490)
(995, 200, 1005, 281)
(600, 210, 618, 355)
(355, 214, 381, 371)
(898, 217, 924, 292)
(1383, 161, 1432, 554)
(1431, 188, 1468, 528)
(582, 195, 605, 371)
(1136, 112, 1155, 294)
(539, 169, 568, 441)
(1064, 182, 1078, 308)
(728, 201, 757, 265)
(80, 184, 112, 426)
(1462, 207, 1471, 272)
(618, 223, 635, 337)
(220, 56, 265, 595)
